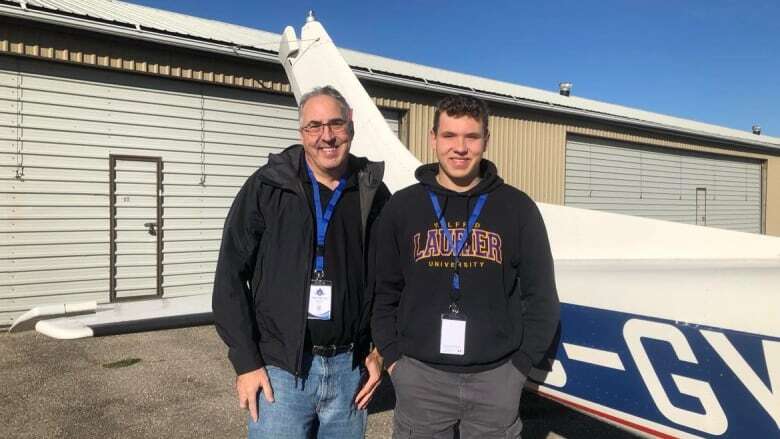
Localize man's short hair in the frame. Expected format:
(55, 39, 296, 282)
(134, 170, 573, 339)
(432, 94, 489, 135)
(298, 85, 351, 121)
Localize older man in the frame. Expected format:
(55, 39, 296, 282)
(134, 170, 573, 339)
(213, 86, 390, 438)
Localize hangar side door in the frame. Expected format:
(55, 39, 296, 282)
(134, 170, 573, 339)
(109, 155, 162, 301)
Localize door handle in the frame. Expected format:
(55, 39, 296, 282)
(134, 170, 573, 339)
(144, 222, 157, 236)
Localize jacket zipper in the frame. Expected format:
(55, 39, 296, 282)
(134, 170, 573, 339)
(294, 172, 379, 375)
(357, 170, 376, 348)
(295, 180, 313, 377)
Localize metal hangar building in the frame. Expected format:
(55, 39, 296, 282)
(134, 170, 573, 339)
(1, 0, 779, 325)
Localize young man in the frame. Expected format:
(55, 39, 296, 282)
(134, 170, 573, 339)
(371, 94, 560, 438)
(213, 86, 390, 438)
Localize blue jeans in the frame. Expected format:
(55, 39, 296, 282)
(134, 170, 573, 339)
(248, 351, 367, 439)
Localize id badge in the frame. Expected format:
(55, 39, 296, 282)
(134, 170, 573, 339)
(440, 312, 467, 355)
(308, 279, 332, 320)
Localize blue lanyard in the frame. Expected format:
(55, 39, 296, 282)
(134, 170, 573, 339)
(427, 191, 488, 294)
(306, 165, 347, 277)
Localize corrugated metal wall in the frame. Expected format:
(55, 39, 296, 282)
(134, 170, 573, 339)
(767, 157, 780, 236)
(0, 57, 286, 324)
(487, 115, 566, 204)
(3, 17, 778, 236)
(0, 56, 400, 325)
(0, 18, 293, 93)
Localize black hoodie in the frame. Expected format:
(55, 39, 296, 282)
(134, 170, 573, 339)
(371, 159, 559, 374)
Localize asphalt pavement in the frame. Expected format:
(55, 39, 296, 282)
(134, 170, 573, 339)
(0, 325, 635, 438)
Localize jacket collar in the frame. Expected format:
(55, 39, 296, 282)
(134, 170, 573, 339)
(258, 145, 384, 191)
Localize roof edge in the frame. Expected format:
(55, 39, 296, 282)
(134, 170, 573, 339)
(1, 2, 778, 153)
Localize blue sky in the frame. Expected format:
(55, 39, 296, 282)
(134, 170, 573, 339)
(131, 1, 779, 137)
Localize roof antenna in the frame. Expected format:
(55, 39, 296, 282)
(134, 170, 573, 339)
(306, 10, 316, 23)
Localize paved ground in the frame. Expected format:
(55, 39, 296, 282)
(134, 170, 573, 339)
(0, 325, 635, 438)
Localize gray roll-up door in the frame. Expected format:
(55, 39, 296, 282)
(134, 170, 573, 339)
(565, 136, 763, 234)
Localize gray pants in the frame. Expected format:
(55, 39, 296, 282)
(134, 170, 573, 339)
(390, 356, 526, 439)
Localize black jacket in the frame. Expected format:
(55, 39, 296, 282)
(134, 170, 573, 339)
(371, 160, 559, 374)
(213, 145, 390, 375)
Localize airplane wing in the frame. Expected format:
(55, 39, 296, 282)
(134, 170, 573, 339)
(9, 294, 211, 338)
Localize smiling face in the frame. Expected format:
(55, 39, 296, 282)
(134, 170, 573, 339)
(430, 112, 489, 191)
(299, 94, 352, 180)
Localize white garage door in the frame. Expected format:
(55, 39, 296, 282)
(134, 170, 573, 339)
(0, 57, 401, 325)
(565, 136, 763, 234)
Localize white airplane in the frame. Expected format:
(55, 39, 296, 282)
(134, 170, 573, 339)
(10, 13, 780, 439)
(277, 16, 780, 439)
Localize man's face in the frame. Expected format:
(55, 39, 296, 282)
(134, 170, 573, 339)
(430, 113, 488, 185)
(299, 95, 352, 175)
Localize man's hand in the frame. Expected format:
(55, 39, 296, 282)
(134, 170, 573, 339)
(354, 348, 383, 410)
(387, 361, 397, 376)
(236, 367, 274, 422)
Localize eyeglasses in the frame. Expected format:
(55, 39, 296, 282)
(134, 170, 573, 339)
(300, 119, 349, 135)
